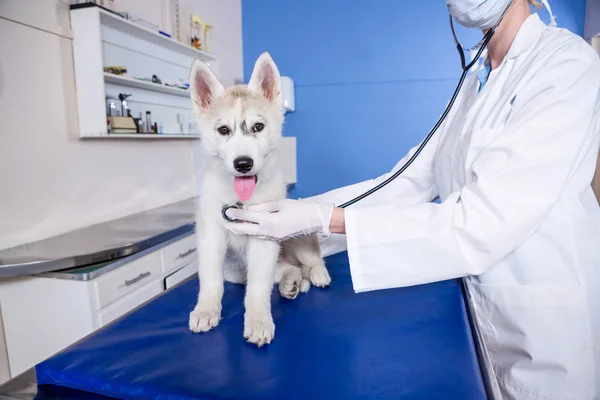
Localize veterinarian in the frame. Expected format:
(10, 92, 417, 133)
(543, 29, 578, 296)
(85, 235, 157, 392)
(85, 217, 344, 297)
(226, 0, 600, 398)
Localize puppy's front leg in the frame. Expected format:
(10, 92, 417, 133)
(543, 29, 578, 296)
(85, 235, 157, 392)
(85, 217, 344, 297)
(244, 238, 279, 346)
(189, 223, 226, 333)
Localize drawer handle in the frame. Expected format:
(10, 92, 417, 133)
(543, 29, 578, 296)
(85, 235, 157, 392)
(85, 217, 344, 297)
(177, 248, 196, 259)
(125, 271, 151, 286)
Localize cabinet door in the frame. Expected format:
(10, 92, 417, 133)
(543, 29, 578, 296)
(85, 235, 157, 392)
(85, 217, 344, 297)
(94, 252, 162, 309)
(164, 261, 197, 290)
(0, 277, 95, 377)
(161, 234, 197, 274)
(97, 278, 163, 327)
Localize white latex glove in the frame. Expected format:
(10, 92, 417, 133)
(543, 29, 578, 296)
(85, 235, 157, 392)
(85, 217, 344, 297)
(224, 199, 334, 241)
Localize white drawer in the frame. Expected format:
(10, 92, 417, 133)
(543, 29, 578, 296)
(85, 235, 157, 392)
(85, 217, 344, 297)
(93, 252, 162, 309)
(97, 278, 163, 327)
(164, 261, 197, 290)
(161, 234, 197, 274)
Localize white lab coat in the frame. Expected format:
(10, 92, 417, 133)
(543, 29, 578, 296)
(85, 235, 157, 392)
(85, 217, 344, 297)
(309, 13, 600, 400)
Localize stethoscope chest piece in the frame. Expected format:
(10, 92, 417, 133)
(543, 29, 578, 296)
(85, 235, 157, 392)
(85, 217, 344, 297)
(222, 203, 241, 222)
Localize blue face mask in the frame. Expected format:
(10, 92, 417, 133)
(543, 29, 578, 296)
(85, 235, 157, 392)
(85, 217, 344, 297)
(446, 0, 512, 30)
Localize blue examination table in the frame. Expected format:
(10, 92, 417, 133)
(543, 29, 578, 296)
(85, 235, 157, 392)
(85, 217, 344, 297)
(34, 252, 487, 399)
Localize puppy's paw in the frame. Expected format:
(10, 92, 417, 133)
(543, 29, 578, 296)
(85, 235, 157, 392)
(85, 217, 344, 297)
(300, 278, 311, 293)
(189, 308, 221, 333)
(279, 275, 302, 299)
(309, 264, 331, 288)
(244, 313, 275, 347)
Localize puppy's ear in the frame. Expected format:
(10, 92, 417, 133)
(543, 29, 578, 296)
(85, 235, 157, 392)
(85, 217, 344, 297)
(248, 52, 282, 107)
(190, 60, 224, 112)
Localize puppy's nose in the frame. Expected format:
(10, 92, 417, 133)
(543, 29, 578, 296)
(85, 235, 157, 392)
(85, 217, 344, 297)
(233, 156, 254, 173)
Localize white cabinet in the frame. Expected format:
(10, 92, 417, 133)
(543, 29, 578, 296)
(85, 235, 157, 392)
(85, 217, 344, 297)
(0, 233, 197, 380)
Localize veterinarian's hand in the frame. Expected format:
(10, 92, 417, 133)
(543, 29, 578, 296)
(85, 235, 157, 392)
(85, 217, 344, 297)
(224, 199, 335, 241)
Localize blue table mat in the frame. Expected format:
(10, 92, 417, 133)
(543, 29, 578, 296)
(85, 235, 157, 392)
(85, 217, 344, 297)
(35, 252, 486, 400)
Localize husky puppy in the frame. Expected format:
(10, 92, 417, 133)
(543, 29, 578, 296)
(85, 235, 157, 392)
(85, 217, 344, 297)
(188, 52, 331, 346)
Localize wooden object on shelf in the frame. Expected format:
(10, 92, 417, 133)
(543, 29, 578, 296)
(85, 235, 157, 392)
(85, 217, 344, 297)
(107, 116, 137, 133)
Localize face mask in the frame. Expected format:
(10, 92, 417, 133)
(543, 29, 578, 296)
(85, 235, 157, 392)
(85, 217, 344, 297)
(446, 0, 512, 30)
(446, 0, 557, 30)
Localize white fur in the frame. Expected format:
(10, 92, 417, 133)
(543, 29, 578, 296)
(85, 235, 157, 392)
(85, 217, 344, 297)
(188, 52, 331, 346)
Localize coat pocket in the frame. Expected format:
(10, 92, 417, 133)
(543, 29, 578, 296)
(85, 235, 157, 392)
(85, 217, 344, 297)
(468, 281, 592, 400)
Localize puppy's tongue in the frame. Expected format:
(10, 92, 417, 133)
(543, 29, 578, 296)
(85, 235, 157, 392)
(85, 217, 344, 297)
(233, 176, 256, 201)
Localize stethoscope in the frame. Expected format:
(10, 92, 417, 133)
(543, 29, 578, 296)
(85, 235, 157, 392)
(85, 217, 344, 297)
(223, 2, 513, 222)
(337, 2, 514, 208)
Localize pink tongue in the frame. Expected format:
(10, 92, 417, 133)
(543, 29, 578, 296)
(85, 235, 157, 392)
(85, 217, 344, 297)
(233, 176, 256, 201)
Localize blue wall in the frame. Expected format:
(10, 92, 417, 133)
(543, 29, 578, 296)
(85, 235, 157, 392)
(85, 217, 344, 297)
(242, 0, 587, 198)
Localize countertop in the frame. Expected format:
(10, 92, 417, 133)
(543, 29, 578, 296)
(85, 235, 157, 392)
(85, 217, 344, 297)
(0, 198, 196, 279)
(0, 198, 198, 399)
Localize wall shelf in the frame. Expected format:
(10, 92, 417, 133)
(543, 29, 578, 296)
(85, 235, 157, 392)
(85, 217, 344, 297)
(96, 6, 216, 63)
(70, 4, 216, 139)
(83, 134, 200, 139)
(104, 73, 190, 97)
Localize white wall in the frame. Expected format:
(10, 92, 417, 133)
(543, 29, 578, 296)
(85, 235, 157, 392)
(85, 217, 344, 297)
(180, 0, 244, 86)
(115, 0, 244, 86)
(0, 0, 243, 251)
(0, 0, 73, 38)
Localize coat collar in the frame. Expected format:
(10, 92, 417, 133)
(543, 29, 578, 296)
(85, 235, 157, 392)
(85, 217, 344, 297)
(504, 13, 548, 60)
(475, 13, 547, 72)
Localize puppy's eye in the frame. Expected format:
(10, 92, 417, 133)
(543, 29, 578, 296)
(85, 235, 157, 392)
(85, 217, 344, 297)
(217, 126, 230, 135)
(252, 123, 265, 133)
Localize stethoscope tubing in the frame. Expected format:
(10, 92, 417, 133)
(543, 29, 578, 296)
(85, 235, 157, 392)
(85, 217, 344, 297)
(338, 1, 513, 208)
